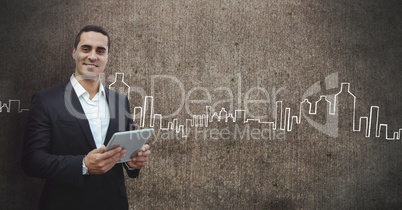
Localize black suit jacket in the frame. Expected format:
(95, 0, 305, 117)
(22, 81, 139, 210)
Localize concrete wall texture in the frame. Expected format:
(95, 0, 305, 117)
(1, 0, 401, 209)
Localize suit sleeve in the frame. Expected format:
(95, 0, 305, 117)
(123, 96, 141, 178)
(21, 93, 85, 185)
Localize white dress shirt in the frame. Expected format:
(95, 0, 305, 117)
(70, 75, 110, 148)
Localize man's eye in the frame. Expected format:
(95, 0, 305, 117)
(97, 50, 105, 54)
(82, 48, 90, 52)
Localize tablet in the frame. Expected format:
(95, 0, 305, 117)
(105, 128, 154, 163)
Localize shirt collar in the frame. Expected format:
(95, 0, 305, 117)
(70, 74, 106, 98)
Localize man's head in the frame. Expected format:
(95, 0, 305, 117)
(72, 25, 110, 80)
(74, 25, 110, 50)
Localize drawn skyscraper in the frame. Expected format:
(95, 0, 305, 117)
(109, 73, 130, 99)
(334, 83, 356, 131)
(142, 96, 154, 128)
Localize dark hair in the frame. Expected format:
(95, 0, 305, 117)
(74, 25, 110, 50)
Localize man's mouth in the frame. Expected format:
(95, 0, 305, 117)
(84, 63, 98, 67)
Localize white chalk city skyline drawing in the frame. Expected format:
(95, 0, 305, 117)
(109, 72, 402, 140)
(2, 72, 401, 141)
(0, 72, 127, 114)
(0, 100, 29, 113)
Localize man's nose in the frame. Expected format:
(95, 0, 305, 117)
(88, 50, 97, 61)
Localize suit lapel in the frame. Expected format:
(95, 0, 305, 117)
(104, 89, 117, 146)
(64, 81, 97, 149)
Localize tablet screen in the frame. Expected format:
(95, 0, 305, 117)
(105, 128, 154, 163)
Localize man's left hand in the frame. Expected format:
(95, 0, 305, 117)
(127, 144, 151, 169)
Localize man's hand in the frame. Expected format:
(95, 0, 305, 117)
(127, 144, 151, 169)
(84, 145, 126, 174)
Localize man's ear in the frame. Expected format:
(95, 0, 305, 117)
(72, 48, 76, 59)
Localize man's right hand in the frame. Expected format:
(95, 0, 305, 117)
(83, 145, 126, 174)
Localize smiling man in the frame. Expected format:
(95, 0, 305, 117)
(73, 30, 108, 82)
(22, 25, 150, 210)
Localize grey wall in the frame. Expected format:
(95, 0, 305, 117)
(1, 0, 401, 209)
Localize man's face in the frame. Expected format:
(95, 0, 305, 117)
(72, 31, 109, 80)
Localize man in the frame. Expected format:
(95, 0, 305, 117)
(22, 25, 150, 210)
